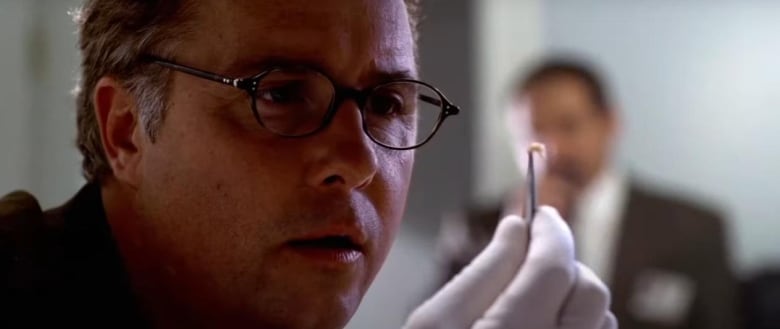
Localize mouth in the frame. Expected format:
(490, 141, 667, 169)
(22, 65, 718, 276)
(285, 235, 365, 266)
(288, 235, 363, 251)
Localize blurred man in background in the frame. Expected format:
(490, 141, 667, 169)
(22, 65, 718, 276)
(436, 57, 741, 329)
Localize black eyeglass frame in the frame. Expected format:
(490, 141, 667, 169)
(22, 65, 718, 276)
(145, 56, 461, 150)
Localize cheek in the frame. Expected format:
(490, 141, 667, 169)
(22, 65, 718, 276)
(370, 149, 414, 255)
(137, 104, 302, 266)
(579, 125, 609, 154)
(144, 109, 294, 204)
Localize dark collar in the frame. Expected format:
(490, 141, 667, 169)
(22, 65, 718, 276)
(40, 183, 150, 327)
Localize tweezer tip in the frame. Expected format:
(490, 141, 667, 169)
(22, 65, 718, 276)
(527, 142, 546, 156)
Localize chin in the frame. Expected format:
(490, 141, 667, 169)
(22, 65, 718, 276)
(235, 278, 365, 329)
(250, 303, 355, 329)
(298, 287, 362, 329)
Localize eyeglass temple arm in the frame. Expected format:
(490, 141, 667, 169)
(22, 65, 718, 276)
(419, 94, 460, 116)
(150, 58, 243, 88)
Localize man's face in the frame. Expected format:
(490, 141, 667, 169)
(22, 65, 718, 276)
(512, 76, 615, 190)
(131, 1, 416, 327)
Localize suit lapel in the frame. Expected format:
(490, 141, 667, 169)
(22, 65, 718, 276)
(609, 184, 653, 321)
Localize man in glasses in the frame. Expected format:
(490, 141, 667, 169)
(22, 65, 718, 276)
(0, 1, 614, 328)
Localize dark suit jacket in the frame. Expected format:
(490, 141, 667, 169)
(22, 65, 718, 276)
(0, 184, 150, 328)
(436, 182, 742, 329)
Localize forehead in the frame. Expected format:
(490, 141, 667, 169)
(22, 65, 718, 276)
(524, 76, 595, 113)
(184, 0, 416, 84)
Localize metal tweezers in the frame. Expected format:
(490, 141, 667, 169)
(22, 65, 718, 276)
(526, 143, 545, 222)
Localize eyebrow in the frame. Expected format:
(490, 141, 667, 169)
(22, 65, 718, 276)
(226, 57, 418, 85)
(373, 70, 418, 82)
(225, 57, 320, 77)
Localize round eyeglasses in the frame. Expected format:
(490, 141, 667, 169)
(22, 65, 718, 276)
(147, 57, 460, 150)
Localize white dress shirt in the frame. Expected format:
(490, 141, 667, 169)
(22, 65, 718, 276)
(570, 169, 629, 286)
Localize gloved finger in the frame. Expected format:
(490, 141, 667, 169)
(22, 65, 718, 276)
(558, 263, 611, 329)
(472, 206, 576, 329)
(403, 215, 530, 329)
(600, 312, 618, 329)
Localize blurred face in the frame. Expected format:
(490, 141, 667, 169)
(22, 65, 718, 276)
(125, 1, 416, 328)
(510, 75, 616, 190)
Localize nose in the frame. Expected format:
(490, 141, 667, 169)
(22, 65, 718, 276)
(304, 99, 378, 191)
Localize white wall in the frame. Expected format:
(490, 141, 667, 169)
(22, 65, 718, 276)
(29, 0, 84, 207)
(474, 0, 543, 203)
(0, 0, 83, 208)
(474, 0, 780, 275)
(543, 0, 780, 275)
(0, 1, 34, 196)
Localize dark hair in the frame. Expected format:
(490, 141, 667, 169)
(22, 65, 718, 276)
(515, 56, 611, 112)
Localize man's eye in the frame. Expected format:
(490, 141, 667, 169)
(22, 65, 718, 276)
(369, 94, 408, 116)
(256, 83, 306, 104)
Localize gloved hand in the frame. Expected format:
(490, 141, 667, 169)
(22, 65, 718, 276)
(403, 206, 617, 329)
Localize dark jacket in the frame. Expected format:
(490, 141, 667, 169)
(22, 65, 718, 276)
(0, 184, 149, 328)
(436, 183, 742, 329)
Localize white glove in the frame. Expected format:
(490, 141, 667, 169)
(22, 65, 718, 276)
(403, 206, 617, 329)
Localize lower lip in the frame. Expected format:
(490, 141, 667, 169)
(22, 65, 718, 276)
(285, 245, 363, 267)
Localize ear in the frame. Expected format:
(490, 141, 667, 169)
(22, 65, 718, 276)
(93, 76, 144, 188)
